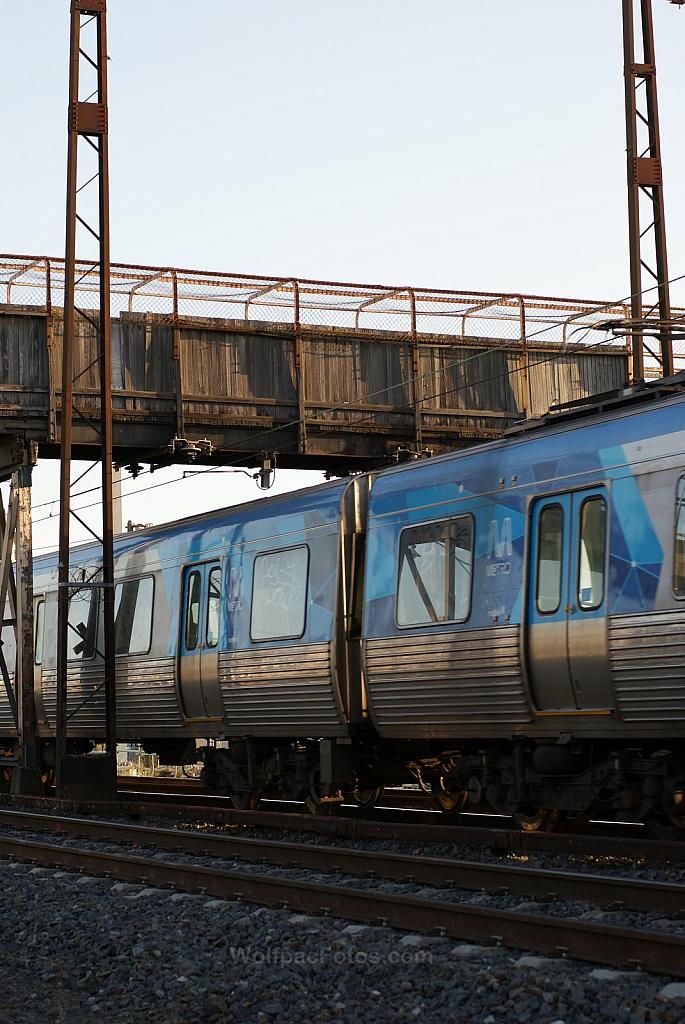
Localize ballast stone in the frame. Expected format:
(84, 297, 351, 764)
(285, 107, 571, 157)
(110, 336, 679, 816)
(590, 968, 635, 981)
(659, 983, 685, 1000)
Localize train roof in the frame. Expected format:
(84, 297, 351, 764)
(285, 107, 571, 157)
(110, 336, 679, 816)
(34, 473, 354, 572)
(365, 370, 685, 521)
(34, 372, 685, 569)
(504, 369, 685, 437)
(372, 370, 685, 485)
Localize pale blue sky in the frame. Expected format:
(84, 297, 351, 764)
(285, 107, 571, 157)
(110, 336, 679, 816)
(2, 1, 684, 549)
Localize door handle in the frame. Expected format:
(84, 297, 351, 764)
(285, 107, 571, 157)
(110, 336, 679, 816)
(565, 604, 575, 614)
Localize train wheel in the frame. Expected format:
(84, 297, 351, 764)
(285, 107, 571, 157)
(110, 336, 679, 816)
(432, 785, 468, 815)
(513, 807, 561, 832)
(353, 787, 384, 810)
(229, 790, 261, 811)
(304, 767, 339, 816)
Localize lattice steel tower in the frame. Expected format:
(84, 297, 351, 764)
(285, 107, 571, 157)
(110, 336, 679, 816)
(622, 0, 682, 378)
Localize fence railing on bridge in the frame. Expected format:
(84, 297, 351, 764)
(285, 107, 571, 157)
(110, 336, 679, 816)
(0, 253, 652, 475)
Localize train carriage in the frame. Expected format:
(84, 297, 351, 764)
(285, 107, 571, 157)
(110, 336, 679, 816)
(361, 381, 685, 830)
(0, 375, 684, 833)
(1, 475, 370, 810)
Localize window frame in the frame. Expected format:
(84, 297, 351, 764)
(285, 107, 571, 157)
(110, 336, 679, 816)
(250, 544, 310, 643)
(395, 514, 475, 630)
(205, 564, 222, 650)
(576, 496, 607, 612)
(34, 597, 45, 666)
(673, 475, 685, 599)
(113, 574, 155, 657)
(535, 502, 564, 616)
(184, 569, 203, 651)
(66, 585, 100, 662)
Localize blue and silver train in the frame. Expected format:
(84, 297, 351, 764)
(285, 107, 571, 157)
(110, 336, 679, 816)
(1, 376, 685, 833)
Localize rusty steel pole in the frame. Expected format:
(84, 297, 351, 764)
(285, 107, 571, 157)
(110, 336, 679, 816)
(56, 0, 116, 798)
(622, 0, 674, 379)
(16, 449, 39, 782)
(96, 2, 116, 766)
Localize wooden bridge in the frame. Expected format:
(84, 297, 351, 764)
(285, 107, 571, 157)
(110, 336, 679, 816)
(0, 254, 638, 476)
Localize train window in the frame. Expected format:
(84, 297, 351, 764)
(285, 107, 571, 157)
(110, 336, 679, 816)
(206, 566, 222, 648)
(67, 587, 99, 660)
(34, 600, 44, 666)
(397, 517, 473, 627)
(185, 571, 202, 650)
(114, 576, 154, 655)
(577, 497, 606, 610)
(674, 477, 685, 596)
(536, 504, 563, 614)
(251, 546, 308, 641)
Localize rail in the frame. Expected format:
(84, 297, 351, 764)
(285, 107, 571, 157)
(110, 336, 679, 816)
(1, 813, 684, 976)
(0, 809, 682, 914)
(2, 791, 684, 862)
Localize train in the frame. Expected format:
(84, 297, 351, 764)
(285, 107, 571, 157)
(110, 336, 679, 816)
(1, 374, 685, 837)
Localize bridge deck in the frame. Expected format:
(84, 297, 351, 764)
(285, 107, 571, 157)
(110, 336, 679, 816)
(0, 256, 636, 475)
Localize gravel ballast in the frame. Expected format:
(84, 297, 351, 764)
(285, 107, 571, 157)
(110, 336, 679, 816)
(3, 855, 685, 1024)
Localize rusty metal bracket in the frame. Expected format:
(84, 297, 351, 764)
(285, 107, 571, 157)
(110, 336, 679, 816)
(407, 288, 423, 451)
(171, 269, 185, 439)
(0, 456, 39, 782)
(293, 281, 307, 454)
(69, 102, 108, 136)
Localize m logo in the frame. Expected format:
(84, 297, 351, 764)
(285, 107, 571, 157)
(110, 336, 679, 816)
(487, 517, 513, 559)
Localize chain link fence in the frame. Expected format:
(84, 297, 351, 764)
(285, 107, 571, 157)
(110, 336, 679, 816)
(2, 252, 684, 376)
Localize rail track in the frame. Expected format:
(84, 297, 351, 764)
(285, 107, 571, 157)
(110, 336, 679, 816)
(0, 808, 682, 913)
(2, 787, 684, 863)
(116, 776, 440, 811)
(0, 808, 684, 977)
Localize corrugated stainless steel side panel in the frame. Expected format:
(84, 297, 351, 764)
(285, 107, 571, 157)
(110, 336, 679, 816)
(0, 672, 17, 736)
(116, 658, 184, 730)
(219, 643, 347, 736)
(609, 611, 685, 722)
(40, 658, 183, 734)
(39, 664, 105, 734)
(365, 627, 532, 737)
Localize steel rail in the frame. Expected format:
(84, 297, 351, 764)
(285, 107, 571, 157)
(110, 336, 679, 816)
(0, 809, 682, 915)
(0, 832, 684, 977)
(111, 779, 660, 836)
(1, 793, 683, 862)
(116, 777, 436, 810)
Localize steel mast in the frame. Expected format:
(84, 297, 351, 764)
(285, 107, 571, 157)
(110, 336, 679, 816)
(621, 0, 681, 379)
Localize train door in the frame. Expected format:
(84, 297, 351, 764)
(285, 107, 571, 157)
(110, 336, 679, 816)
(179, 562, 224, 719)
(527, 487, 612, 711)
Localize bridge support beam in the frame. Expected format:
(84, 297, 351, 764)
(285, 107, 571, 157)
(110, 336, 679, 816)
(0, 443, 42, 796)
